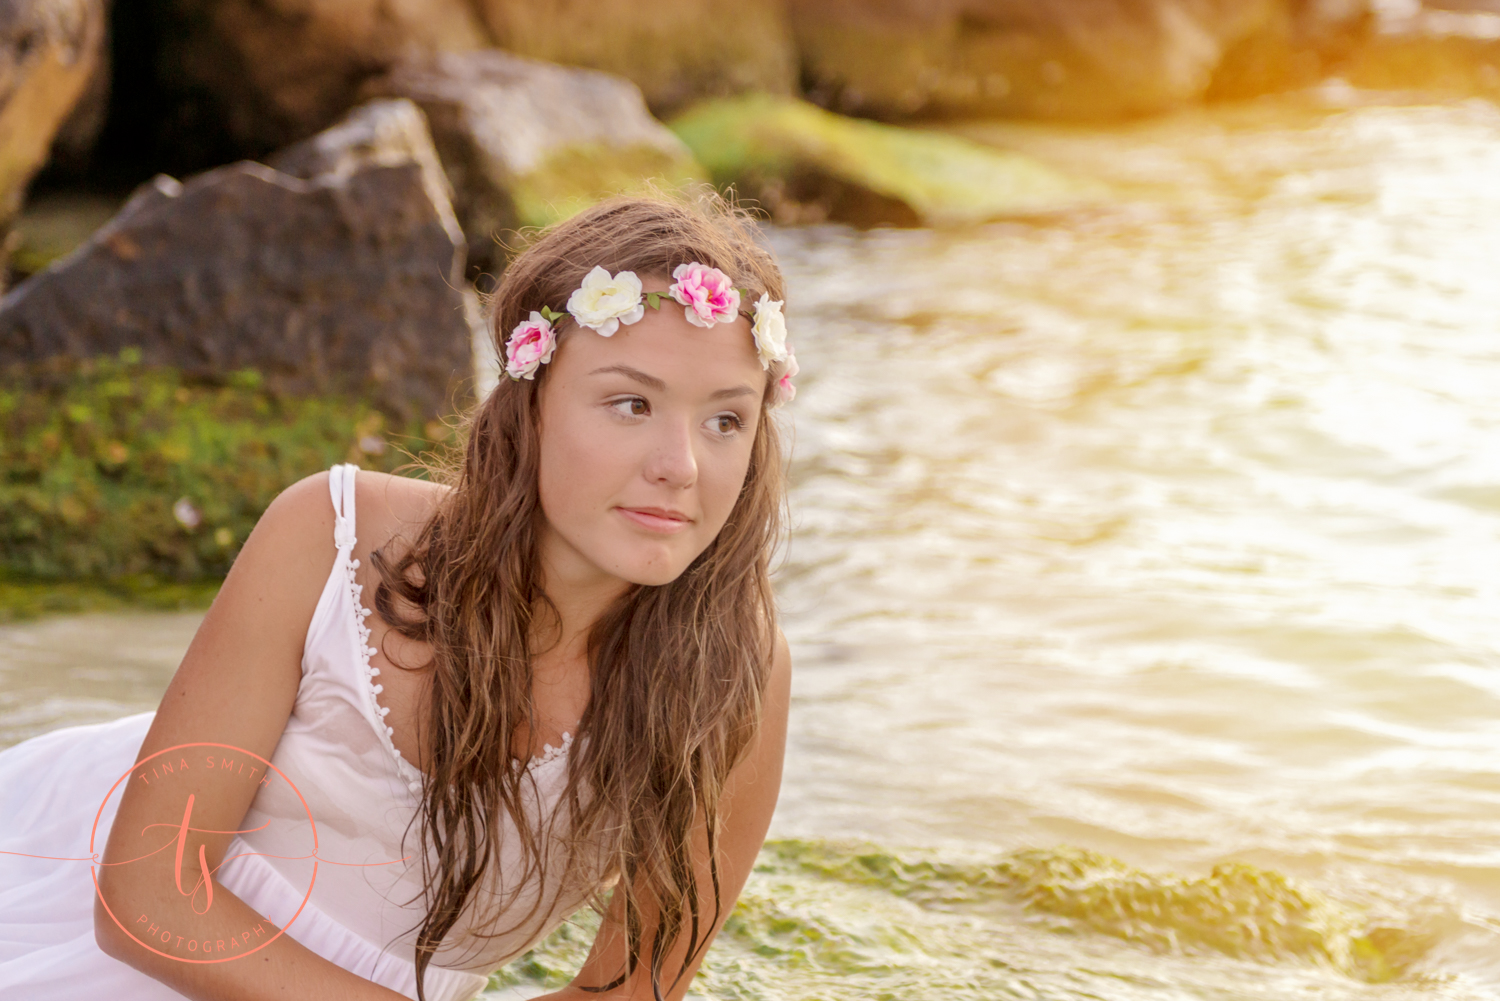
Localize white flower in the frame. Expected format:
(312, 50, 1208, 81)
(173, 497, 201, 530)
(750, 293, 788, 369)
(566, 266, 646, 336)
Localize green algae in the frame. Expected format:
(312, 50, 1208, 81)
(7, 192, 121, 281)
(487, 909, 600, 992)
(0, 575, 220, 623)
(0, 348, 452, 587)
(667, 95, 1102, 227)
(767, 840, 1404, 982)
(488, 858, 1025, 1001)
(487, 838, 1431, 998)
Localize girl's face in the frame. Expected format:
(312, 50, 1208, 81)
(535, 278, 766, 589)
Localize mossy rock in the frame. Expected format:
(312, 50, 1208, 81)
(785, 0, 1297, 121)
(6, 192, 121, 283)
(1339, 31, 1500, 101)
(0, 576, 222, 623)
(668, 94, 1102, 227)
(0, 349, 452, 587)
(509, 141, 707, 230)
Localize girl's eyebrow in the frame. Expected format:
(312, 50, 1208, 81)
(589, 364, 666, 390)
(591, 364, 757, 401)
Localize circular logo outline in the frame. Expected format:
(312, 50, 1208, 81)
(90, 741, 319, 964)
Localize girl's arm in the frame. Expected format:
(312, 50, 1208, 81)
(93, 472, 412, 1001)
(542, 629, 793, 1001)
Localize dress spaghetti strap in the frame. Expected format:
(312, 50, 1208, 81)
(329, 462, 358, 552)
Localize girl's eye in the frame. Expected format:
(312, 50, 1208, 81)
(710, 413, 746, 436)
(609, 397, 649, 418)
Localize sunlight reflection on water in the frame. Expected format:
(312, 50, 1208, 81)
(766, 94, 1500, 994)
(5, 93, 1500, 1000)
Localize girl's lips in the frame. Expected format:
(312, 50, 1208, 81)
(616, 506, 692, 533)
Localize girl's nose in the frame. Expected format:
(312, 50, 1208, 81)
(644, 417, 697, 488)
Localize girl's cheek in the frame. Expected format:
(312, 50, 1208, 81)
(707, 455, 751, 518)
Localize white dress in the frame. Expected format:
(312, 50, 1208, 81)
(0, 462, 592, 999)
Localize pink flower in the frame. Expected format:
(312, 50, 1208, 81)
(504, 311, 557, 380)
(773, 349, 798, 406)
(667, 262, 741, 328)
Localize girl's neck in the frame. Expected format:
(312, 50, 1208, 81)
(534, 522, 634, 658)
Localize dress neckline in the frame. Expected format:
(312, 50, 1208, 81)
(331, 464, 574, 797)
(341, 547, 575, 794)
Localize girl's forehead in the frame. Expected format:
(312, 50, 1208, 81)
(562, 311, 761, 376)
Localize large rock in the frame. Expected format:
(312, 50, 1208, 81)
(1291, 0, 1374, 52)
(0, 99, 473, 422)
(153, 0, 490, 152)
(1205, 0, 1374, 99)
(40, 0, 111, 176)
(364, 50, 706, 281)
(136, 0, 793, 161)
(786, 0, 1299, 120)
(669, 94, 1100, 227)
(1333, 1, 1500, 100)
(0, 0, 106, 226)
(473, 0, 797, 114)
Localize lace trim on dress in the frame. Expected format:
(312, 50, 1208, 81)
(341, 547, 573, 794)
(517, 732, 573, 772)
(343, 553, 427, 796)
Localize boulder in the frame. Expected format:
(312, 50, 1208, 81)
(786, 0, 1298, 121)
(668, 94, 1100, 227)
(0, 99, 473, 422)
(1206, 0, 1374, 99)
(0, 0, 106, 227)
(364, 50, 707, 281)
(1291, 0, 1375, 52)
(151, 0, 491, 152)
(133, 0, 794, 161)
(472, 0, 797, 114)
(40, 0, 111, 176)
(1333, 1, 1500, 100)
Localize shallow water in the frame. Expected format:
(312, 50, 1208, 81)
(754, 91, 1500, 997)
(8, 89, 1500, 997)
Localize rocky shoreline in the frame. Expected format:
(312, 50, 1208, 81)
(2, 0, 1498, 601)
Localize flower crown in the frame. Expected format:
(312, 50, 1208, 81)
(503, 263, 797, 405)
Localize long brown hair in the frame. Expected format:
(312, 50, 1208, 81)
(369, 192, 789, 999)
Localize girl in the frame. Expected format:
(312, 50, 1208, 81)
(0, 193, 797, 1001)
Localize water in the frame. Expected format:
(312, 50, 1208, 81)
(7, 89, 1500, 997)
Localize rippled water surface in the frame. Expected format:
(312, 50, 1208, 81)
(758, 93, 1500, 997)
(8, 91, 1500, 998)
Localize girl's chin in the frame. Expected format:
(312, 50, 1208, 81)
(615, 562, 690, 588)
(598, 543, 695, 588)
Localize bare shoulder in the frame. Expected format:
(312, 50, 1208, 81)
(727, 626, 792, 798)
(205, 468, 442, 660)
(350, 468, 452, 560)
(768, 626, 792, 713)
